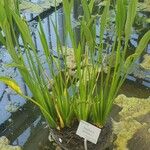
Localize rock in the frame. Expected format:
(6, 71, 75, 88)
(112, 118, 146, 150)
(55, 146, 62, 150)
(138, 0, 150, 12)
(148, 128, 150, 133)
(112, 95, 150, 150)
(0, 136, 22, 150)
(0, 136, 9, 145)
(128, 124, 150, 150)
(114, 94, 150, 119)
(62, 47, 76, 70)
(140, 54, 150, 70)
(20, 0, 62, 14)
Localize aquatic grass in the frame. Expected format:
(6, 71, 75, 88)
(0, 0, 19, 45)
(93, 0, 150, 126)
(0, 0, 150, 130)
(62, 0, 150, 127)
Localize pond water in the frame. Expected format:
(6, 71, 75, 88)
(0, 1, 150, 150)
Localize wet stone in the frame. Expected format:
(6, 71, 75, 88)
(140, 54, 150, 70)
(112, 94, 150, 150)
(128, 125, 150, 150)
(20, 0, 62, 14)
(0, 136, 22, 150)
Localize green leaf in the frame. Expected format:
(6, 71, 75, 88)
(125, 0, 138, 41)
(0, 3, 6, 27)
(89, 0, 95, 13)
(116, 0, 127, 38)
(99, 0, 110, 44)
(0, 31, 5, 45)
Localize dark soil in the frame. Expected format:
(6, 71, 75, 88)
(49, 120, 114, 150)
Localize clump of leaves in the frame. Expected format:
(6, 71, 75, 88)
(0, 0, 150, 129)
(0, 0, 19, 46)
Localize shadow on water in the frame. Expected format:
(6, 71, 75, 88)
(0, 1, 150, 149)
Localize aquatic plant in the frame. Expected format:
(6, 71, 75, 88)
(0, 0, 19, 46)
(0, 0, 150, 129)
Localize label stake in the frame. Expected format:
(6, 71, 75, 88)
(84, 139, 88, 150)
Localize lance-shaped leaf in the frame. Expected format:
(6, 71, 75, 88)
(0, 77, 22, 95)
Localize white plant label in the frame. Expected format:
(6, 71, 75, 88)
(76, 120, 101, 144)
